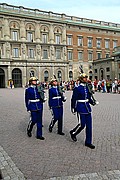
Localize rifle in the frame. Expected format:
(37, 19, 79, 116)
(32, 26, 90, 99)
(37, 81, 47, 102)
(53, 74, 66, 102)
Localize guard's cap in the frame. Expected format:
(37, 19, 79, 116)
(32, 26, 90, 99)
(29, 77, 37, 82)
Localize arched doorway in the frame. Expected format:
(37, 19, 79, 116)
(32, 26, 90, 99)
(89, 71, 93, 80)
(12, 68, 22, 87)
(69, 71, 73, 81)
(57, 70, 62, 82)
(100, 68, 104, 80)
(44, 70, 49, 82)
(0, 68, 5, 88)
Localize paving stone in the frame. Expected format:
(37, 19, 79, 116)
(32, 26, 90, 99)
(0, 89, 120, 179)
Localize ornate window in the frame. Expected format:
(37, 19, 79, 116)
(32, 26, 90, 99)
(78, 36, 83, 46)
(13, 48, 19, 57)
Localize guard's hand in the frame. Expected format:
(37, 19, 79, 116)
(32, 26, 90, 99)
(27, 110, 31, 113)
(71, 108, 76, 115)
(63, 97, 67, 102)
(96, 101, 99, 105)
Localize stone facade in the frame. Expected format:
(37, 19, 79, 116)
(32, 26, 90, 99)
(0, 3, 120, 87)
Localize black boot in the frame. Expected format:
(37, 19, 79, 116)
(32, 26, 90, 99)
(27, 121, 35, 137)
(49, 121, 54, 133)
(85, 143, 95, 149)
(70, 131, 77, 142)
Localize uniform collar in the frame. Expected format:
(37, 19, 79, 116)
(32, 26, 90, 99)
(30, 85, 36, 88)
(80, 83, 86, 86)
(52, 86, 57, 88)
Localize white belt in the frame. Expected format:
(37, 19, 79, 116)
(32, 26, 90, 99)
(52, 96, 61, 99)
(29, 99, 40, 102)
(77, 99, 88, 102)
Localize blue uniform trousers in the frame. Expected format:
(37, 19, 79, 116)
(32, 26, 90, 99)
(31, 110, 42, 137)
(72, 113, 92, 144)
(51, 106, 63, 133)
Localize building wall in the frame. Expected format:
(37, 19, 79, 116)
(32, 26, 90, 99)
(0, 3, 120, 87)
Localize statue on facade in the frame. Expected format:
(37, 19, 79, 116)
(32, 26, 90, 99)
(21, 43, 26, 54)
(63, 46, 67, 56)
(36, 44, 41, 55)
(6, 42, 10, 53)
(50, 45, 54, 56)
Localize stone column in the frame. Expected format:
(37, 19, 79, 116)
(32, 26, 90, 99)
(35, 23, 40, 42)
(62, 25, 66, 45)
(5, 42, 11, 59)
(4, 19, 10, 40)
(8, 65, 11, 80)
(20, 21, 26, 41)
(49, 24, 54, 44)
(38, 65, 41, 82)
(36, 44, 41, 60)
(21, 43, 26, 60)
(64, 65, 68, 82)
(50, 45, 55, 60)
(63, 46, 67, 61)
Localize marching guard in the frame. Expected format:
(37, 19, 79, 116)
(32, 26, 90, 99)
(25, 77, 45, 140)
(70, 73, 97, 149)
(48, 77, 66, 135)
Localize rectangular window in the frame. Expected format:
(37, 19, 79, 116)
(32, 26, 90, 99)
(67, 36, 72, 45)
(113, 40, 117, 48)
(88, 38, 92, 48)
(106, 53, 109, 58)
(97, 52, 101, 59)
(43, 49, 48, 59)
(106, 67, 110, 72)
(27, 32, 33, 42)
(78, 52, 82, 60)
(28, 49, 34, 58)
(78, 36, 83, 46)
(105, 40, 109, 49)
(13, 48, 19, 57)
(12, 31, 18, 41)
(88, 52, 93, 61)
(55, 35, 60, 44)
(94, 69, 97, 73)
(56, 49, 61, 59)
(42, 34, 47, 43)
(97, 39, 101, 48)
(68, 51, 72, 60)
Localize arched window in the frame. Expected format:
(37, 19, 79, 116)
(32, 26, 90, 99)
(0, 68, 5, 88)
(12, 68, 22, 87)
(69, 71, 73, 81)
(57, 71, 62, 82)
(44, 70, 49, 82)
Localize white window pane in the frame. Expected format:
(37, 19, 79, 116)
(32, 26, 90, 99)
(78, 37, 82, 46)
(12, 31, 18, 41)
(13, 48, 19, 57)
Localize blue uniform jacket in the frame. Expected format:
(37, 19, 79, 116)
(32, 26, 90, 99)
(71, 83, 94, 114)
(48, 86, 64, 108)
(25, 85, 43, 111)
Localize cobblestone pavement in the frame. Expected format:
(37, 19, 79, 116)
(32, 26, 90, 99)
(0, 88, 120, 180)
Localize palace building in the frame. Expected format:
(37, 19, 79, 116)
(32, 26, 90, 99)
(0, 3, 120, 88)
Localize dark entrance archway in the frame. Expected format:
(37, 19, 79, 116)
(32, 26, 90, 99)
(12, 68, 22, 87)
(0, 68, 5, 88)
(100, 68, 104, 80)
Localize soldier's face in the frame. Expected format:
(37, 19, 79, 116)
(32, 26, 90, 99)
(83, 77, 88, 83)
(32, 80, 37, 85)
(53, 81, 57, 86)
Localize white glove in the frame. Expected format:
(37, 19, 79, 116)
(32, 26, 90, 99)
(96, 101, 99, 105)
(71, 108, 76, 115)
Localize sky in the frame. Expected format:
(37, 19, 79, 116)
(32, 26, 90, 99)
(1, 0, 120, 24)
